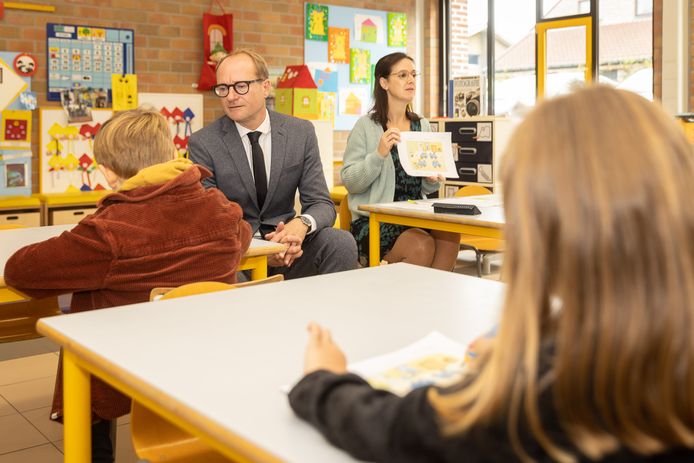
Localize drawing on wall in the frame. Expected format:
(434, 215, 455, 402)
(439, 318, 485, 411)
(305, 3, 328, 41)
(1, 110, 32, 148)
(0, 150, 32, 196)
(354, 14, 384, 44)
(338, 87, 368, 116)
(139, 93, 204, 158)
(328, 27, 350, 63)
(0, 54, 29, 112)
(304, 4, 407, 130)
(349, 48, 371, 84)
(387, 12, 407, 47)
(111, 74, 138, 111)
(40, 109, 112, 193)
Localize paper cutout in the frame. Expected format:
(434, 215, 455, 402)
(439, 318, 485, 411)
(387, 13, 407, 47)
(397, 131, 458, 178)
(317, 92, 336, 125)
(13, 53, 38, 77)
(328, 27, 349, 63)
(0, 57, 29, 111)
(349, 49, 371, 84)
(305, 4, 328, 41)
(1, 110, 32, 149)
(111, 74, 138, 111)
(354, 14, 384, 44)
(339, 87, 368, 116)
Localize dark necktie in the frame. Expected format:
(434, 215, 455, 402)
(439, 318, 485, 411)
(247, 131, 267, 208)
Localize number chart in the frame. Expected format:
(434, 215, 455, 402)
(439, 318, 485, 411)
(46, 23, 134, 102)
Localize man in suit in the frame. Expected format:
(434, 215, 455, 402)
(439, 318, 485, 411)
(189, 49, 357, 279)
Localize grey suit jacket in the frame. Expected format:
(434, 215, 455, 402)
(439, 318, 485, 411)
(189, 111, 336, 234)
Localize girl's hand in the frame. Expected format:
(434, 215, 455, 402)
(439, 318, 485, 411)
(303, 322, 347, 374)
(425, 174, 446, 183)
(378, 128, 401, 157)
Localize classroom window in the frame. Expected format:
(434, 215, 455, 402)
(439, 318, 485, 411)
(444, 0, 654, 114)
(599, 0, 653, 100)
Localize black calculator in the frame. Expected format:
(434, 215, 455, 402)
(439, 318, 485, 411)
(432, 203, 482, 215)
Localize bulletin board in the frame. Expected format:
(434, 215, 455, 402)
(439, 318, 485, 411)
(39, 93, 204, 193)
(139, 93, 204, 158)
(304, 3, 407, 131)
(39, 109, 113, 194)
(46, 23, 135, 102)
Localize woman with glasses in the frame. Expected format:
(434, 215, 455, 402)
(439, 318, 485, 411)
(290, 85, 694, 462)
(341, 52, 460, 269)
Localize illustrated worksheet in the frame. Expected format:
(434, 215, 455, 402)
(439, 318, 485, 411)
(397, 131, 458, 178)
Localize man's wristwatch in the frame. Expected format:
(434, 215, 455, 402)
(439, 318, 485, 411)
(295, 215, 312, 233)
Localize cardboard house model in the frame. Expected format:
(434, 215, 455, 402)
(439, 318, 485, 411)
(275, 65, 318, 120)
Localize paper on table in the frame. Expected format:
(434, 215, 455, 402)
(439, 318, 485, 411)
(397, 131, 458, 178)
(350, 331, 466, 396)
(282, 331, 466, 395)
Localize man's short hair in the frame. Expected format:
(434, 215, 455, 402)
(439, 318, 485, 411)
(216, 48, 269, 80)
(94, 108, 175, 179)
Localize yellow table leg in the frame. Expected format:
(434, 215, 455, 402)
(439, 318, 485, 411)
(238, 256, 268, 280)
(369, 214, 380, 267)
(63, 350, 91, 463)
(250, 256, 267, 280)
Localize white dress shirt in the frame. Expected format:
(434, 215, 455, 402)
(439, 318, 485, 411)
(234, 110, 316, 234)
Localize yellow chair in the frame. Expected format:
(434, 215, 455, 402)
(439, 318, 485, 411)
(338, 196, 351, 231)
(133, 274, 284, 463)
(0, 296, 62, 343)
(454, 185, 504, 276)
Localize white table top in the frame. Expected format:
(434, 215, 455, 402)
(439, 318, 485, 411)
(359, 194, 505, 228)
(0, 224, 280, 274)
(38, 264, 504, 462)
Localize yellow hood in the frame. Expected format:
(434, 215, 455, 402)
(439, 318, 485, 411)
(119, 158, 194, 192)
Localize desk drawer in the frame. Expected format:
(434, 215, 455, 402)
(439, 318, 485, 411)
(452, 142, 492, 165)
(448, 161, 493, 184)
(50, 208, 97, 225)
(445, 121, 494, 143)
(0, 211, 41, 227)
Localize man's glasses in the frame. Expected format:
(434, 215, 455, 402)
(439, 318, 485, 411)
(389, 70, 418, 81)
(213, 79, 264, 97)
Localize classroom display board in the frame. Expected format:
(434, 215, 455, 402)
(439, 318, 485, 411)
(39, 108, 112, 194)
(39, 93, 204, 193)
(304, 3, 407, 131)
(46, 23, 135, 102)
(139, 93, 204, 158)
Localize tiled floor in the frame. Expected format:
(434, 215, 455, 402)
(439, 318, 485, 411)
(0, 338, 138, 463)
(0, 252, 498, 463)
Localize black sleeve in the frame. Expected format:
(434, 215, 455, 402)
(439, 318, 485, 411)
(289, 370, 446, 463)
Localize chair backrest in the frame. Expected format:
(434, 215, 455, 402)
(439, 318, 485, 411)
(454, 185, 492, 197)
(150, 275, 285, 301)
(338, 196, 351, 231)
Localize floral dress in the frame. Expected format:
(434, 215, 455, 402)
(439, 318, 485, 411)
(351, 119, 423, 266)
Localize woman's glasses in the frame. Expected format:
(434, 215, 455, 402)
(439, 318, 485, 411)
(213, 79, 264, 97)
(389, 70, 418, 81)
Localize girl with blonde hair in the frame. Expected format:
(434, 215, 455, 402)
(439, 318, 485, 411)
(289, 85, 694, 462)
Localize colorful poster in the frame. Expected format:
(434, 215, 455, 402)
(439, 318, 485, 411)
(387, 13, 407, 47)
(350, 49, 371, 84)
(354, 14, 384, 44)
(305, 4, 328, 41)
(328, 27, 350, 63)
(314, 69, 338, 93)
(317, 92, 336, 125)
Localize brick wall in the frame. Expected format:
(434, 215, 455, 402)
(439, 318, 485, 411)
(449, 0, 468, 78)
(0, 0, 419, 191)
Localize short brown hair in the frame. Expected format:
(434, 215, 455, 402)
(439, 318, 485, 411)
(215, 48, 269, 80)
(94, 108, 175, 179)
